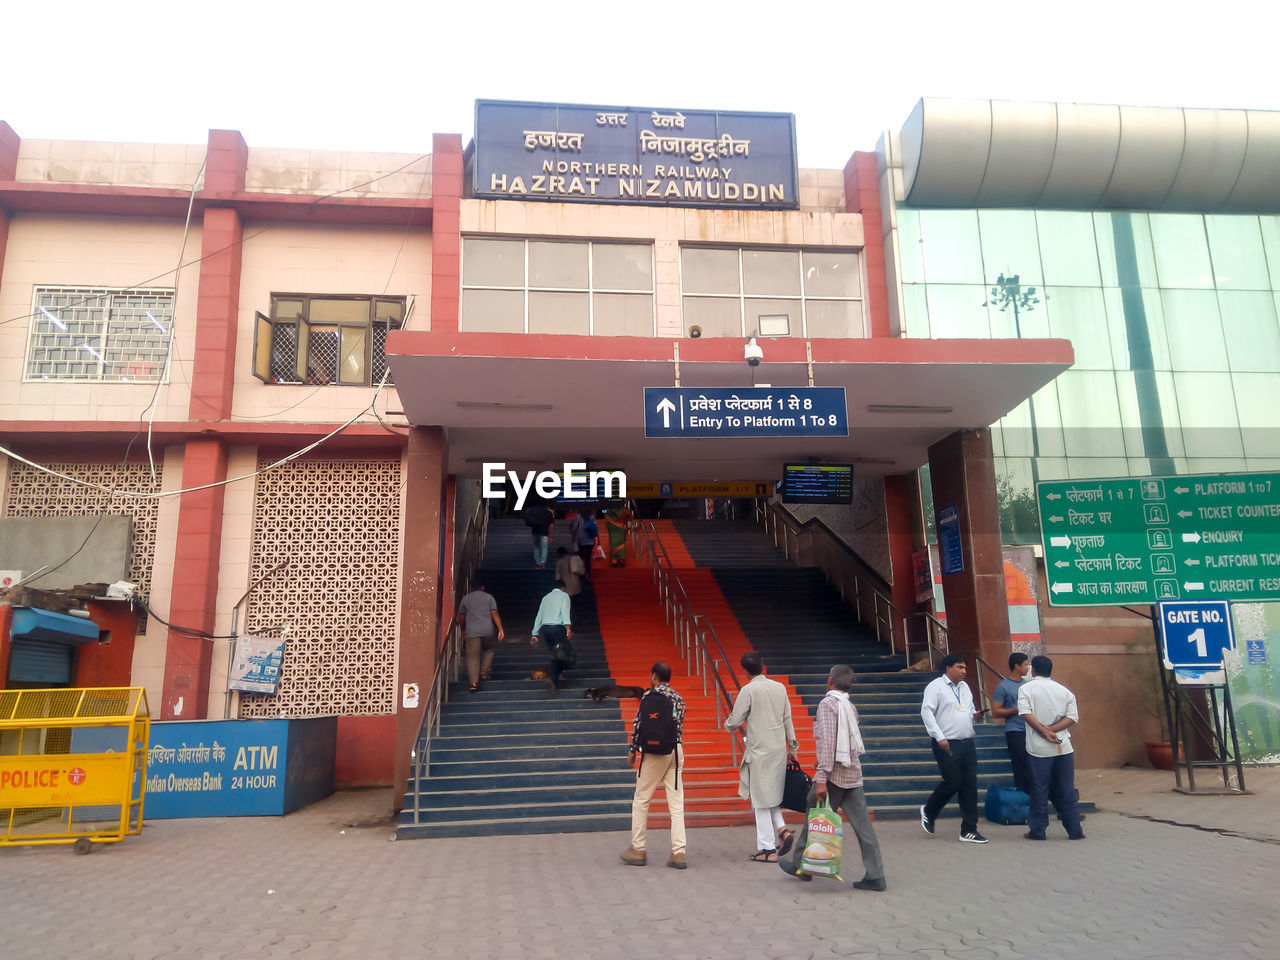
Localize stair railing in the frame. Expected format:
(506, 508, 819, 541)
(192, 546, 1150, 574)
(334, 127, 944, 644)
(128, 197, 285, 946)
(973, 654, 1005, 725)
(757, 498, 956, 667)
(406, 495, 490, 824)
(910, 610, 951, 670)
(633, 520, 743, 765)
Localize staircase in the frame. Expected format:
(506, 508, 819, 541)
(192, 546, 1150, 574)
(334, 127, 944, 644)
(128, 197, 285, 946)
(398, 515, 1088, 839)
(397, 520, 635, 838)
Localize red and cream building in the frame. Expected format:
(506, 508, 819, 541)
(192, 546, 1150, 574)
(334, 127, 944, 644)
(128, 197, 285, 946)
(0, 107, 1072, 791)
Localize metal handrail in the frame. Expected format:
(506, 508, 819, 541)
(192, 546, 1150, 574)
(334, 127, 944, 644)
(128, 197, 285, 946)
(757, 498, 955, 668)
(633, 520, 743, 764)
(408, 495, 490, 824)
(972, 654, 1005, 724)
(910, 610, 951, 670)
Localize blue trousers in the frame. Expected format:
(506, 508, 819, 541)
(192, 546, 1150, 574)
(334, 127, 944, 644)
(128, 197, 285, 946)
(1027, 752, 1083, 839)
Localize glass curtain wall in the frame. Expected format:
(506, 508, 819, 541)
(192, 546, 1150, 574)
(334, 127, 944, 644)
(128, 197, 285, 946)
(898, 209, 1280, 542)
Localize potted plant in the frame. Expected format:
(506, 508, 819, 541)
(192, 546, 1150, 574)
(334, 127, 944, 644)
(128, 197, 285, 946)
(1131, 634, 1176, 769)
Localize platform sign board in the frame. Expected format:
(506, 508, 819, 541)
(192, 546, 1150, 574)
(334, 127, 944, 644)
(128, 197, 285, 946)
(1158, 601, 1235, 669)
(937, 504, 963, 575)
(473, 100, 799, 209)
(643, 387, 847, 438)
(1038, 472, 1280, 606)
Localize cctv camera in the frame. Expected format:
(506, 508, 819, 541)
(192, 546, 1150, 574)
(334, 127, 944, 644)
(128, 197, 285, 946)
(689, 325, 703, 339)
(744, 337, 763, 367)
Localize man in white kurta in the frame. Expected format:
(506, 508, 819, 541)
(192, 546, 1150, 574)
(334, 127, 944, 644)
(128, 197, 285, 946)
(725, 652, 798, 859)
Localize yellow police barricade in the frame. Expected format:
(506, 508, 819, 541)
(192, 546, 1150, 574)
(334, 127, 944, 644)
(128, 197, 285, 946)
(0, 687, 150, 852)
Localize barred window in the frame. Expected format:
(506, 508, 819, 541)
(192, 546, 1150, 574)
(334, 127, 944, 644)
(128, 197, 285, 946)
(461, 238, 655, 336)
(25, 287, 173, 381)
(253, 295, 404, 386)
(680, 247, 866, 338)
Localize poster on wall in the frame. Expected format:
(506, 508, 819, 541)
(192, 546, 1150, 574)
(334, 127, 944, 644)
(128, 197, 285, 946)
(1224, 604, 1280, 763)
(227, 635, 286, 695)
(911, 547, 933, 603)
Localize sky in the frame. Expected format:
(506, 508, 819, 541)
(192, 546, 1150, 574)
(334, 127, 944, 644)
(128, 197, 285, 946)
(2, 1, 1278, 168)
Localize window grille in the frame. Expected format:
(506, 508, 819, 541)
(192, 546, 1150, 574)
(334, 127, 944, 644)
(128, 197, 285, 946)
(253, 295, 404, 386)
(25, 287, 173, 382)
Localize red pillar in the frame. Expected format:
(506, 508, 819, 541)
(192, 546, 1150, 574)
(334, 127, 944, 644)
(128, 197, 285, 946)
(161, 439, 227, 718)
(160, 130, 248, 718)
(844, 151, 890, 338)
(884, 474, 919, 651)
(430, 134, 463, 333)
(926, 429, 1012, 682)
(394, 427, 448, 808)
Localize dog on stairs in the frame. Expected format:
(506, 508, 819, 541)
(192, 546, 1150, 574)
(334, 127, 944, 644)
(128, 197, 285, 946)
(584, 684, 647, 703)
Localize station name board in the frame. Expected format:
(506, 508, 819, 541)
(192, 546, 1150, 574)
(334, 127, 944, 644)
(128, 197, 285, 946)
(473, 100, 799, 209)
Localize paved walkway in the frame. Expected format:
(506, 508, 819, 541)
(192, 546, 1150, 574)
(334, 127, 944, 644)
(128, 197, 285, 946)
(2, 767, 1277, 960)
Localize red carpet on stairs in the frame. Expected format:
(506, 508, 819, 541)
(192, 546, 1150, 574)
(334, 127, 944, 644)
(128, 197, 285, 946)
(590, 522, 813, 828)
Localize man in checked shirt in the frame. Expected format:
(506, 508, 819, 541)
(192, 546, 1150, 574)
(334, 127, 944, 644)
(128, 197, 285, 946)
(780, 664, 887, 890)
(620, 661, 688, 870)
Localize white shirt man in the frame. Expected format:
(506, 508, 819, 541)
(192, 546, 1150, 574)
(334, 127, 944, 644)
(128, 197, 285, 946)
(1017, 655, 1084, 841)
(919, 655, 986, 843)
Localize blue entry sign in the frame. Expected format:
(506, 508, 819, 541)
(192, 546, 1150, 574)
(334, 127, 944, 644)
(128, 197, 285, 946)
(643, 387, 847, 438)
(474, 100, 799, 209)
(1158, 601, 1235, 669)
(938, 504, 964, 575)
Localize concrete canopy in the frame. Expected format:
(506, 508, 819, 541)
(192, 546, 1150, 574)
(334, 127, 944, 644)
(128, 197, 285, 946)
(386, 332, 1073, 482)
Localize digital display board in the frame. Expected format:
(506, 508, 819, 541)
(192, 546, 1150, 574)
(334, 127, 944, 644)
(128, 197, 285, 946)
(781, 464, 853, 504)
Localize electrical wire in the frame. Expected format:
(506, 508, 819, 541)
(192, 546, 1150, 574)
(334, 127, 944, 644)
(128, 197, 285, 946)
(141, 156, 206, 481)
(0, 151, 432, 331)
(0, 372, 391, 500)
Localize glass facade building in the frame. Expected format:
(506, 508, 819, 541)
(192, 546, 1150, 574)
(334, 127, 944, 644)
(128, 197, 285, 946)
(897, 208, 1280, 542)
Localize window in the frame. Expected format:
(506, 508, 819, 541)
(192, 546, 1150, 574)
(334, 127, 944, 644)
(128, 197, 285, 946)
(253, 295, 404, 386)
(26, 287, 173, 382)
(461, 238, 654, 335)
(680, 247, 865, 338)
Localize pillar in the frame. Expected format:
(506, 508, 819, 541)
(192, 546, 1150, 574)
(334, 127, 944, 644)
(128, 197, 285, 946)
(430, 134, 463, 333)
(394, 426, 448, 809)
(926, 428, 1011, 683)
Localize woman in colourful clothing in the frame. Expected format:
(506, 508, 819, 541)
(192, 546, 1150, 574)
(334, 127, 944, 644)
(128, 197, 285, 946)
(605, 505, 633, 567)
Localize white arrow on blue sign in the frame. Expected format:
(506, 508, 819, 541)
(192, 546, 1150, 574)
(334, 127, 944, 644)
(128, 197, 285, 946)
(643, 387, 848, 438)
(1157, 600, 1235, 669)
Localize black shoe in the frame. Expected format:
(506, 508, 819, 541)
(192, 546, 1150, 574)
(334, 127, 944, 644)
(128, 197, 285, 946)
(1024, 832, 1047, 841)
(852, 877, 887, 891)
(920, 805, 935, 836)
(959, 831, 989, 844)
(1068, 833, 1086, 840)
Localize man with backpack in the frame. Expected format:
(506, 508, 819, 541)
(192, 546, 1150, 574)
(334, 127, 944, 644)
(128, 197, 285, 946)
(621, 661, 687, 870)
(571, 508, 599, 578)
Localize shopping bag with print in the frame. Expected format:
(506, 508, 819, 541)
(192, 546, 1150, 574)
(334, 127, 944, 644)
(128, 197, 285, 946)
(799, 798, 843, 880)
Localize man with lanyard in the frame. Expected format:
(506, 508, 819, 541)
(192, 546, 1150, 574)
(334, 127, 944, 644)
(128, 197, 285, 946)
(919, 653, 988, 843)
(529, 580, 572, 696)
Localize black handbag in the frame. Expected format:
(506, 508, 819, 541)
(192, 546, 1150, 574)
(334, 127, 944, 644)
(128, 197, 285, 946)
(782, 756, 813, 813)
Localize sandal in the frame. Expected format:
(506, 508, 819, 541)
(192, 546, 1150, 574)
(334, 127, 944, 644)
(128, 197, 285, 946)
(748, 849, 778, 863)
(468, 683, 479, 693)
(777, 829, 796, 858)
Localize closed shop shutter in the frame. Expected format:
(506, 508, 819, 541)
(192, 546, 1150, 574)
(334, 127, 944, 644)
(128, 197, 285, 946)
(7, 639, 75, 685)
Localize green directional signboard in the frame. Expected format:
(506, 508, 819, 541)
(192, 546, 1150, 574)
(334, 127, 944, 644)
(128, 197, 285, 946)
(1037, 472, 1280, 606)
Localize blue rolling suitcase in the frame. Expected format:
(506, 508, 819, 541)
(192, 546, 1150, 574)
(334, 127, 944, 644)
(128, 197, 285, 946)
(984, 784, 1030, 825)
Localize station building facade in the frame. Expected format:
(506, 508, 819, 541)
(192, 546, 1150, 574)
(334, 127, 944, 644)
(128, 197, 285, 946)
(16, 99, 1266, 789)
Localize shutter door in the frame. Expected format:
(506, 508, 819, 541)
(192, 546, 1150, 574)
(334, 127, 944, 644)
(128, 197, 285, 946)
(7, 639, 75, 685)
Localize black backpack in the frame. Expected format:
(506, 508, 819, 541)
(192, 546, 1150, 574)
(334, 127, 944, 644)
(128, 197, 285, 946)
(636, 690, 678, 756)
(523, 505, 541, 526)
